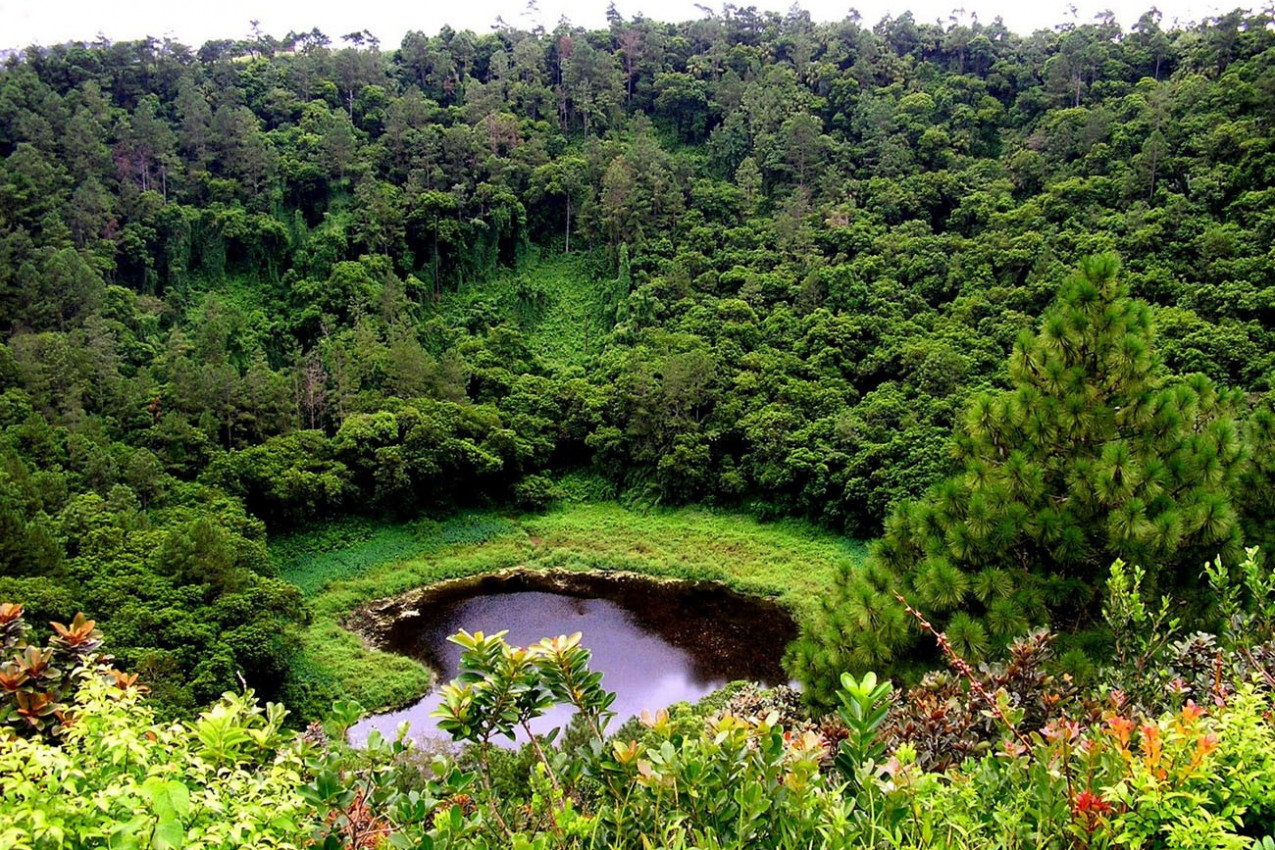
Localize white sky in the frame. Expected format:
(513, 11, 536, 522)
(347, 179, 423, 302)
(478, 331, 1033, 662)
(0, 0, 1241, 53)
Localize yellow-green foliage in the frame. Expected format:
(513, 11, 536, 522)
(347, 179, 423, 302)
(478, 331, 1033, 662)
(6, 615, 1275, 850)
(877, 684, 1275, 850)
(0, 677, 312, 850)
(429, 676, 1275, 850)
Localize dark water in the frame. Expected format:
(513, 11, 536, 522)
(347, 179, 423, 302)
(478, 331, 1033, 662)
(349, 572, 797, 747)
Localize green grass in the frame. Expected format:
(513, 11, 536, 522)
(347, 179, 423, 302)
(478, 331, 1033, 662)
(272, 514, 523, 596)
(271, 502, 867, 716)
(519, 504, 866, 621)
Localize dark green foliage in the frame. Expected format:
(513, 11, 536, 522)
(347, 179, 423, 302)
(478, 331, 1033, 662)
(918, 255, 1244, 582)
(2, 12, 1274, 534)
(794, 257, 1250, 699)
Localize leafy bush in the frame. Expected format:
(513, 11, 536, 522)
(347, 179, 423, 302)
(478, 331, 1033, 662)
(1, 603, 106, 739)
(881, 628, 1082, 771)
(9, 558, 1275, 850)
(512, 475, 564, 511)
(0, 666, 312, 849)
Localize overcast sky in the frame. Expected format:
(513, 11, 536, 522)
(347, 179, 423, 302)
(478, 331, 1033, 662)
(1, 0, 1243, 53)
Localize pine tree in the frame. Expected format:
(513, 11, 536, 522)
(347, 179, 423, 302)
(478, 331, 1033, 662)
(792, 256, 1248, 703)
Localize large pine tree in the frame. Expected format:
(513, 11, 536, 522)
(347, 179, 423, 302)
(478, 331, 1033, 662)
(793, 255, 1248, 703)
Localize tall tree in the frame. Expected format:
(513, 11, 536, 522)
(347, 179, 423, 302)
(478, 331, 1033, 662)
(792, 256, 1249, 703)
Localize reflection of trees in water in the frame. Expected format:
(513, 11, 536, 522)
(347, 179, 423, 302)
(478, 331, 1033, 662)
(380, 572, 796, 686)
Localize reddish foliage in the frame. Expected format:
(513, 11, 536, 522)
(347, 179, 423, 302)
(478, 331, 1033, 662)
(325, 788, 392, 850)
(881, 620, 1087, 771)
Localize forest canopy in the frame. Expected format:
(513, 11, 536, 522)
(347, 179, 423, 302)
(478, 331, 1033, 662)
(1, 6, 1275, 710)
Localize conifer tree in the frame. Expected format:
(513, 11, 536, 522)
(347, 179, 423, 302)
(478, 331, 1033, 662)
(792, 255, 1248, 704)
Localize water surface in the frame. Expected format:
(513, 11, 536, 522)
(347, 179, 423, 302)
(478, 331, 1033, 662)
(349, 572, 796, 746)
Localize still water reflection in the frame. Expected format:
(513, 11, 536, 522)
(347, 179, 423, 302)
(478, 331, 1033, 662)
(349, 573, 796, 746)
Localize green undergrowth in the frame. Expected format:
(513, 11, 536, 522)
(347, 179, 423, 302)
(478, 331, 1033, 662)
(272, 513, 522, 596)
(439, 253, 613, 370)
(271, 502, 864, 720)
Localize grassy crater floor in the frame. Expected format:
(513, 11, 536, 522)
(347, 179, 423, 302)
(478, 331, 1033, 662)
(270, 502, 867, 715)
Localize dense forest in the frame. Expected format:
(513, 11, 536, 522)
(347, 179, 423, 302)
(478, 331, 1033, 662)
(7, 4, 1275, 847)
(2, 0, 1275, 730)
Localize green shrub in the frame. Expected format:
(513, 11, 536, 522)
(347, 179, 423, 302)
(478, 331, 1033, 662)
(0, 678, 313, 849)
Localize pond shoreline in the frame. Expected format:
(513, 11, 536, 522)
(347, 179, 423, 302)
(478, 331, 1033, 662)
(344, 568, 800, 744)
(344, 566, 796, 671)
(346, 565, 790, 642)
(274, 505, 862, 720)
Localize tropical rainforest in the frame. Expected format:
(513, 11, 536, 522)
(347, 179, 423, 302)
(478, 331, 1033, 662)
(4, 4, 1275, 847)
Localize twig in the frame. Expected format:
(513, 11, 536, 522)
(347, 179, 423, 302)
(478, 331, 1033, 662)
(894, 593, 1034, 755)
(478, 741, 513, 838)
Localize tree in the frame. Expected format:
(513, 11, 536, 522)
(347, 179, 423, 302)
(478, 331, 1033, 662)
(531, 155, 587, 253)
(793, 256, 1249, 703)
(1128, 9, 1173, 81)
(351, 180, 405, 257)
(333, 44, 385, 119)
(653, 72, 711, 142)
(561, 38, 623, 134)
(600, 154, 639, 246)
(734, 156, 762, 214)
(780, 112, 825, 189)
(210, 105, 273, 195)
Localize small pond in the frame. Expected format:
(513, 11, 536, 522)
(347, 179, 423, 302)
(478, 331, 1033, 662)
(349, 571, 797, 746)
